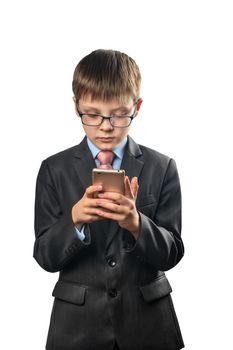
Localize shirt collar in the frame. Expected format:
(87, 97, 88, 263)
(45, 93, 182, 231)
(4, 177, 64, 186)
(87, 137, 127, 160)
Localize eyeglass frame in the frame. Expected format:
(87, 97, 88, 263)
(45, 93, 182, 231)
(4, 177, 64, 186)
(75, 100, 139, 128)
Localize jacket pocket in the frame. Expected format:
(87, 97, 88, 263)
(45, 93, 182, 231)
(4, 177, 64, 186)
(136, 194, 157, 217)
(137, 194, 156, 208)
(52, 280, 86, 305)
(139, 275, 172, 302)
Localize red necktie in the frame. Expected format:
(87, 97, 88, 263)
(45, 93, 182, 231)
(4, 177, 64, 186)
(96, 151, 115, 169)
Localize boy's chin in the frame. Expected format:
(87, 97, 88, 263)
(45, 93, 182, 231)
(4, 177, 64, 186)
(95, 138, 117, 150)
(97, 143, 115, 151)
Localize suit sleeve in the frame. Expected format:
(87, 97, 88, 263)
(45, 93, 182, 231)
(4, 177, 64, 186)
(33, 160, 91, 272)
(126, 158, 184, 271)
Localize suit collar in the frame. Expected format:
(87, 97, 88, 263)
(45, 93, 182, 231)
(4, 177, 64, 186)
(125, 135, 143, 158)
(74, 136, 91, 159)
(72, 135, 144, 191)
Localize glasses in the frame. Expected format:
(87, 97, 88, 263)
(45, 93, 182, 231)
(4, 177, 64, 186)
(76, 103, 137, 128)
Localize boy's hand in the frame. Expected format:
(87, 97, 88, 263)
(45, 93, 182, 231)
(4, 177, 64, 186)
(71, 185, 107, 229)
(94, 176, 140, 240)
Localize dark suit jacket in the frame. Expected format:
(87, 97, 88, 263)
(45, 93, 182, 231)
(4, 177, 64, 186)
(34, 136, 185, 350)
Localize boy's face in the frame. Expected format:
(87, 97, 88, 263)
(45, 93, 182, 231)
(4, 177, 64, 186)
(76, 95, 139, 150)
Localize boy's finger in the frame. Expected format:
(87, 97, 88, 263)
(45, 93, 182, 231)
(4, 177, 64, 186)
(86, 185, 103, 197)
(124, 176, 134, 198)
(131, 177, 139, 198)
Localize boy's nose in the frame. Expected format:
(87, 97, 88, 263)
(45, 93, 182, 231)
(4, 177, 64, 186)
(100, 117, 113, 130)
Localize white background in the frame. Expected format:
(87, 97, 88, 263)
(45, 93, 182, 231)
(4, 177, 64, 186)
(1, 1, 232, 349)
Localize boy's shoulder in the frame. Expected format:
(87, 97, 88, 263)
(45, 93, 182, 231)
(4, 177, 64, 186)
(138, 143, 170, 161)
(128, 136, 170, 158)
(127, 136, 173, 172)
(43, 138, 87, 166)
(39, 144, 82, 177)
(128, 136, 171, 164)
(45, 144, 79, 163)
(138, 143, 172, 170)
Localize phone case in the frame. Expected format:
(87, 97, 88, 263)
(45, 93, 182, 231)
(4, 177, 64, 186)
(92, 168, 125, 194)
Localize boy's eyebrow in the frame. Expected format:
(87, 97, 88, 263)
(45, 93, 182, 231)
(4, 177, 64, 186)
(81, 105, 101, 113)
(80, 105, 131, 114)
(110, 107, 130, 112)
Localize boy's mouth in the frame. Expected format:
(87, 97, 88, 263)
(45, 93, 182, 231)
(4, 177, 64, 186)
(98, 137, 114, 143)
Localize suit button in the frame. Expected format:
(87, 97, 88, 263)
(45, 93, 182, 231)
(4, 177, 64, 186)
(123, 242, 131, 249)
(108, 259, 116, 267)
(108, 288, 117, 298)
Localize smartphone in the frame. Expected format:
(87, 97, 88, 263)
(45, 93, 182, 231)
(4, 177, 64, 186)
(92, 168, 125, 194)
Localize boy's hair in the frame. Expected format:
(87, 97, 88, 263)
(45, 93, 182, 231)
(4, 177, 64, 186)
(72, 49, 141, 103)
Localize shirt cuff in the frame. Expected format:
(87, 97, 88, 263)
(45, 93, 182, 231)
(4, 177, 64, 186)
(74, 224, 86, 241)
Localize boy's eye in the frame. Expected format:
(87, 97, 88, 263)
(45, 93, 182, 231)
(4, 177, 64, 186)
(112, 114, 126, 118)
(86, 113, 100, 117)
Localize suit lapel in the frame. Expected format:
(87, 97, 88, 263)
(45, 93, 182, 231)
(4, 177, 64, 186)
(121, 136, 144, 181)
(73, 137, 96, 191)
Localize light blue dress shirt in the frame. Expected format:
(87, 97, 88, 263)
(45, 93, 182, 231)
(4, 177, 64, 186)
(75, 137, 127, 241)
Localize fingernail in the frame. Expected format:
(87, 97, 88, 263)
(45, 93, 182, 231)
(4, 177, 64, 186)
(98, 193, 104, 198)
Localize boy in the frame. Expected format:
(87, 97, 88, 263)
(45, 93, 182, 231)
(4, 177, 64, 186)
(34, 49, 185, 350)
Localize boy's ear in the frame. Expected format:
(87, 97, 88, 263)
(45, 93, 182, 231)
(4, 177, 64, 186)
(135, 98, 143, 115)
